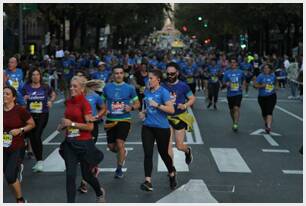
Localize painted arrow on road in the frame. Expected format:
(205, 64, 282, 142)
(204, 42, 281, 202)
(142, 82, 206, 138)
(250, 129, 281, 147)
(250, 128, 281, 136)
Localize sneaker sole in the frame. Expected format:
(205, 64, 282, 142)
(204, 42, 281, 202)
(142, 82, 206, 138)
(140, 184, 153, 191)
(18, 164, 24, 182)
(185, 148, 193, 165)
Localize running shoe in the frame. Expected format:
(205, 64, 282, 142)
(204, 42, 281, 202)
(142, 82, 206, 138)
(114, 167, 124, 179)
(185, 147, 193, 165)
(265, 127, 271, 134)
(16, 197, 27, 203)
(169, 173, 177, 190)
(32, 161, 43, 172)
(232, 123, 238, 132)
(213, 104, 217, 110)
(78, 181, 88, 194)
(27, 151, 34, 159)
(18, 163, 24, 183)
(140, 181, 153, 191)
(96, 187, 106, 203)
(207, 102, 212, 109)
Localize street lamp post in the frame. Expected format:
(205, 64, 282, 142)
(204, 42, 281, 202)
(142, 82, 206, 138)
(19, 4, 24, 54)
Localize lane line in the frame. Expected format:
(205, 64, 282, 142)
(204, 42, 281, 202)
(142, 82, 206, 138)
(275, 105, 303, 122)
(106, 147, 134, 151)
(99, 168, 127, 172)
(187, 107, 204, 144)
(158, 148, 189, 172)
(210, 148, 252, 173)
(43, 130, 60, 145)
(43, 141, 204, 146)
(54, 98, 65, 104)
(263, 134, 279, 147)
(262, 149, 289, 153)
(186, 131, 194, 144)
(282, 170, 303, 175)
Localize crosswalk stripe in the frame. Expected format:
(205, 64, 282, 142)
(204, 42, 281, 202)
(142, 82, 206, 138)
(282, 170, 303, 175)
(262, 149, 290, 153)
(210, 148, 252, 173)
(99, 168, 127, 172)
(158, 148, 189, 172)
(263, 134, 279, 146)
(43, 148, 66, 172)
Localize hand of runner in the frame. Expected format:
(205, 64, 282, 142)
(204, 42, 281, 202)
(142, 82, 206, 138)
(9, 128, 22, 136)
(47, 101, 53, 109)
(177, 103, 186, 110)
(149, 100, 158, 108)
(139, 111, 146, 120)
(61, 118, 73, 127)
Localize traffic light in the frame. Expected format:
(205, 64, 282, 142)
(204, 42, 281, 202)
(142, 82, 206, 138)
(203, 19, 208, 28)
(197, 16, 203, 21)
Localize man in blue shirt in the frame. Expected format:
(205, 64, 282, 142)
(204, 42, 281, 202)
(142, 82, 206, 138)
(5, 57, 25, 106)
(222, 57, 246, 132)
(240, 57, 253, 97)
(102, 65, 140, 179)
(163, 62, 196, 166)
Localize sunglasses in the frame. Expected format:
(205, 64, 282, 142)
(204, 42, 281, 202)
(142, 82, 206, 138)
(115, 72, 124, 75)
(167, 72, 176, 76)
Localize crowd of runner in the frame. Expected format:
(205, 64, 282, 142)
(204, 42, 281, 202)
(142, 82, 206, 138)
(3, 44, 303, 203)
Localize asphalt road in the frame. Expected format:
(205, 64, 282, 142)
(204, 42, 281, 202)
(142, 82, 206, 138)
(3, 86, 303, 203)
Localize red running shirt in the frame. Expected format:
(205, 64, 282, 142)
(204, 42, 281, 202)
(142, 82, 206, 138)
(64, 94, 93, 141)
(4, 105, 31, 152)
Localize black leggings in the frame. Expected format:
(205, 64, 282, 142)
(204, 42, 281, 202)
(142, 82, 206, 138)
(3, 148, 25, 184)
(62, 141, 102, 203)
(258, 93, 277, 117)
(208, 82, 220, 103)
(188, 83, 196, 94)
(141, 126, 175, 177)
(92, 121, 99, 143)
(28, 113, 49, 161)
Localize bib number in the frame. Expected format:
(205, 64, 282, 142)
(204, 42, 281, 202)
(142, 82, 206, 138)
(11, 80, 19, 89)
(29, 101, 43, 113)
(265, 84, 274, 93)
(64, 68, 70, 74)
(67, 127, 80, 138)
(111, 102, 125, 114)
(211, 76, 218, 82)
(139, 86, 145, 94)
(230, 83, 239, 91)
(3, 133, 13, 148)
(187, 77, 194, 84)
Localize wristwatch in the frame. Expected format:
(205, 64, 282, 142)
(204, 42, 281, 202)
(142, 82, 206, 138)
(71, 122, 76, 127)
(20, 127, 25, 134)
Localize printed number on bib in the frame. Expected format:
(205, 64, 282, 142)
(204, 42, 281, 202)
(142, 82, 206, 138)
(30, 101, 43, 113)
(187, 77, 194, 84)
(265, 84, 274, 93)
(67, 127, 80, 138)
(64, 68, 70, 74)
(230, 83, 239, 91)
(3, 133, 13, 148)
(111, 102, 125, 114)
(211, 76, 218, 82)
(11, 80, 19, 89)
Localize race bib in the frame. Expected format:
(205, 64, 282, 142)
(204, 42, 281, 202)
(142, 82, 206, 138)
(265, 84, 274, 93)
(29, 101, 43, 113)
(11, 79, 19, 89)
(230, 83, 239, 91)
(67, 127, 80, 138)
(139, 86, 145, 94)
(111, 101, 125, 114)
(170, 92, 177, 105)
(64, 68, 70, 74)
(211, 76, 218, 82)
(3, 133, 13, 148)
(187, 77, 194, 84)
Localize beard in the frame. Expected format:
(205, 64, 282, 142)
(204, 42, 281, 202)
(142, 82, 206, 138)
(168, 76, 177, 83)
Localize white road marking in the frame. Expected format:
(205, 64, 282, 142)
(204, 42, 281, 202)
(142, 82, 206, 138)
(275, 105, 303, 122)
(43, 130, 60, 145)
(106, 147, 134, 151)
(54, 98, 65, 104)
(282, 170, 303, 175)
(250, 129, 281, 136)
(43, 148, 66, 172)
(99, 168, 127, 172)
(43, 141, 203, 146)
(158, 148, 189, 172)
(157, 179, 218, 203)
(262, 149, 290, 153)
(186, 131, 194, 144)
(187, 107, 204, 144)
(263, 134, 279, 147)
(210, 148, 252, 173)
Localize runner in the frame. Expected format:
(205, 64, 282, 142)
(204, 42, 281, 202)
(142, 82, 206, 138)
(22, 68, 57, 172)
(163, 62, 195, 165)
(254, 64, 278, 134)
(5, 57, 26, 106)
(181, 57, 198, 94)
(240, 56, 253, 97)
(77, 75, 106, 194)
(102, 65, 140, 179)
(222, 57, 246, 132)
(207, 58, 221, 110)
(4, 86, 35, 203)
(57, 76, 105, 203)
(139, 69, 177, 191)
